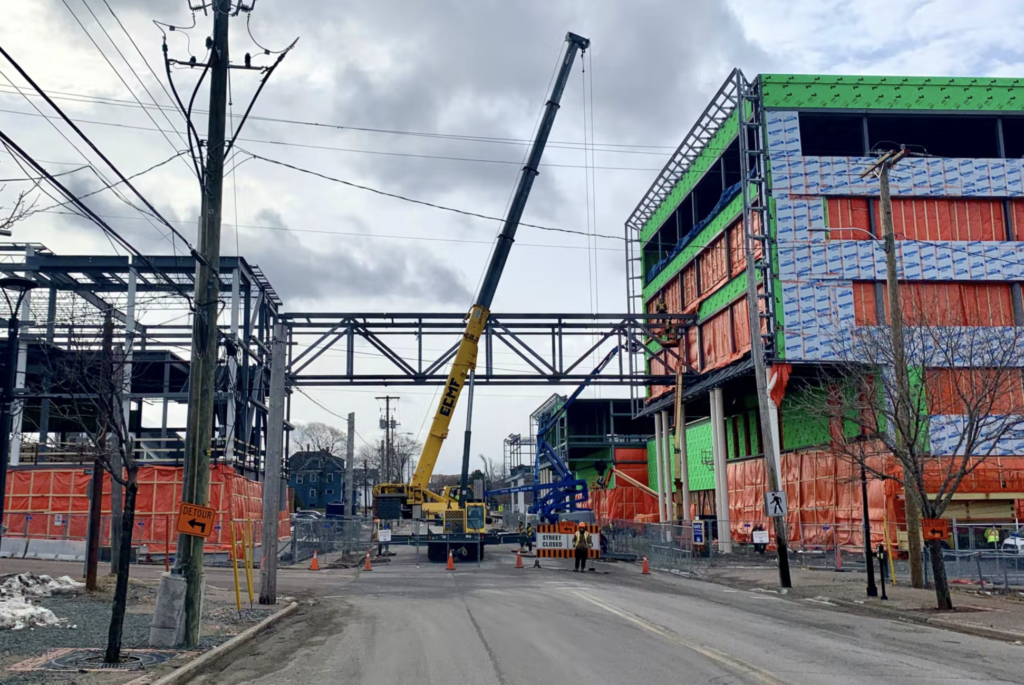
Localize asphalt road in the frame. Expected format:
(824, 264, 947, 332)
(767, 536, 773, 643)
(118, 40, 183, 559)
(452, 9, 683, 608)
(193, 547, 1024, 685)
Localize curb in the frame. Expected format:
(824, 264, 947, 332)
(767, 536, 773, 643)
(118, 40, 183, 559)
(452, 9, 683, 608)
(150, 602, 299, 685)
(827, 597, 1024, 643)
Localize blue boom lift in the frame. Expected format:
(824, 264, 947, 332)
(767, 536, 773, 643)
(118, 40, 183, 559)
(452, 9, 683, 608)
(486, 343, 638, 523)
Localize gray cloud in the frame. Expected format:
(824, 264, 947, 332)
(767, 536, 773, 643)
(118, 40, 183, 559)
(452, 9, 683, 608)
(240, 208, 472, 306)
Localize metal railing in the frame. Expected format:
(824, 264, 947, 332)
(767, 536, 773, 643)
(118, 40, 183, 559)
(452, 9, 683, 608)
(285, 517, 373, 566)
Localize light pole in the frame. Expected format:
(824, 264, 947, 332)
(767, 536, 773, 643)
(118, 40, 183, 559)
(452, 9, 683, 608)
(0, 276, 37, 545)
(808, 225, 880, 597)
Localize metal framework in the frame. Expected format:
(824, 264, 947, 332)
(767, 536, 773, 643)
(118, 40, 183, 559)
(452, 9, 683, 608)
(283, 312, 695, 387)
(737, 72, 777, 356)
(623, 70, 742, 318)
(0, 244, 281, 476)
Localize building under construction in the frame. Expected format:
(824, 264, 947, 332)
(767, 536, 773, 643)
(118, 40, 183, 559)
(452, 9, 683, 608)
(624, 72, 1024, 548)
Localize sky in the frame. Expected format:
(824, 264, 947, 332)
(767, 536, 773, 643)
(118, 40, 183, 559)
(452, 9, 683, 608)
(2, 0, 1023, 477)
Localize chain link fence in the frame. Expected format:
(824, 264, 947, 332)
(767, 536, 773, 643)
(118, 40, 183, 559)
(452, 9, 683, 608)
(283, 517, 374, 566)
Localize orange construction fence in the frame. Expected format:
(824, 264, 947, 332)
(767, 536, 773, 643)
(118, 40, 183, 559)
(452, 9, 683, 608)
(3, 464, 290, 555)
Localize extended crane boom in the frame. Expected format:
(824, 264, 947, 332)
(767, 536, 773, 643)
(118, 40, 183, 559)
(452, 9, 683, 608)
(374, 32, 590, 514)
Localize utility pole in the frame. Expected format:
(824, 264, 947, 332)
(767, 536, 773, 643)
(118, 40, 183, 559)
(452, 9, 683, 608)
(86, 310, 113, 590)
(376, 396, 399, 482)
(175, 0, 230, 647)
(259, 322, 285, 605)
(738, 74, 791, 588)
(870, 150, 926, 589)
(345, 413, 355, 516)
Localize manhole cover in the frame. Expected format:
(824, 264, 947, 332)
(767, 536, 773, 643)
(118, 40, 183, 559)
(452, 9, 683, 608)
(9, 648, 181, 673)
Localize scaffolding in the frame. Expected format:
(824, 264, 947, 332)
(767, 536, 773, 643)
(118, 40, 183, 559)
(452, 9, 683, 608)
(0, 243, 282, 478)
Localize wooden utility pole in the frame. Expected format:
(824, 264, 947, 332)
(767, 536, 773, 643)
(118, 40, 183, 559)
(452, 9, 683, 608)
(345, 412, 355, 516)
(876, 155, 926, 589)
(176, 0, 230, 646)
(259, 323, 285, 605)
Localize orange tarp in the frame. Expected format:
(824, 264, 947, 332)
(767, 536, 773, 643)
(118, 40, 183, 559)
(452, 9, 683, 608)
(3, 465, 289, 554)
(853, 282, 1014, 327)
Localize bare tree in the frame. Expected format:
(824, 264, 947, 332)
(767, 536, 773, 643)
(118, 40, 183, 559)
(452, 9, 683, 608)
(292, 421, 346, 457)
(795, 292, 1024, 610)
(357, 434, 421, 484)
(34, 303, 141, 663)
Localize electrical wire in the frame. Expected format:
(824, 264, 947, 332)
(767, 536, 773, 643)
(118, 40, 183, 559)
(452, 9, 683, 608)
(39, 207, 623, 251)
(69, 0, 197, 181)
(0, 165, 90, 183)
(0, 84, 674, 154)
(0, 46, 198, 254)
(240, 149, 625, 241)
(100, 0, 198, 173)
(0, 105, 662, 171)
(0, 132, 196, 305)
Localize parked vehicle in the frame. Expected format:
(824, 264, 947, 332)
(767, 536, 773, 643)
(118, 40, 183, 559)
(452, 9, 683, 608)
(1000, 536, 1024, 554)
(291, 510, 324, 522)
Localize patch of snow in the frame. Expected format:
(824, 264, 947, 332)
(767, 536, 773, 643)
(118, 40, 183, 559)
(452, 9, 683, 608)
(0, 598, 60, 630)
(0, 573, 82, 631)
(0, 573, 84, 599)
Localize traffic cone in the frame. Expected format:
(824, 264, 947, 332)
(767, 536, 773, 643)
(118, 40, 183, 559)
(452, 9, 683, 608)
(641, 555, 650, 575)
(515, 550, 524, 569)
(364, 551, 372, 571)
(446, 549, 455, 570)
(309, 550, 320, 571)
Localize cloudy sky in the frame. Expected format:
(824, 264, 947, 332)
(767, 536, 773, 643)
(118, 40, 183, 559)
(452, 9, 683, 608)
(2, 0, 1022, 476)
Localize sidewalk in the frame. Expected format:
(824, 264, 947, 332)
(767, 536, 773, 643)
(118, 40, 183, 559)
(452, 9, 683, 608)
(700, 563, 1024, 642)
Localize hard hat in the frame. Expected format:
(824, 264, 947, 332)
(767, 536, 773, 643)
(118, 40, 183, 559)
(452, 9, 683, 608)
(578, 521, 586, 527)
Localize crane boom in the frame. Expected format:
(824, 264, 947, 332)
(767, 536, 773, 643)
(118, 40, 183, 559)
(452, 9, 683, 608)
(372, 32, 589, 509)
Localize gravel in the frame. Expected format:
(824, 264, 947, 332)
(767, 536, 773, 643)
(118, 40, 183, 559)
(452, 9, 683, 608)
(0, 575, 280, 682)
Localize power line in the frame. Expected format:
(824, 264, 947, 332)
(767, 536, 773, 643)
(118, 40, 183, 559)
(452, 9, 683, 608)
(240, 150, 626, 241)
(62, 0, 197, 180)
(0, 164, 90, 183)
(0, 131, 196, 305)
(0, 105, 663, 171)
(0, 83, 676, 155)
(25, 151, 187, 219)
(41, 208, 622, 253)
(0, 45, 197, 255)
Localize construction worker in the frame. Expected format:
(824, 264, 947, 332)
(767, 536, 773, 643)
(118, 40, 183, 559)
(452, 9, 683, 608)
(526, 522, 534, 553)
(518, 522, 527, 552)
(985, 526, 1001, 550)
(573, 522, 592, 572)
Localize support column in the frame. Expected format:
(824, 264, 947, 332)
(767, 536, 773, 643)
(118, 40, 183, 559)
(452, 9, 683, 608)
(653, 412, 667, 522)
(660, 411, 673, 522)
(111, 265, 136, 572)
(225, 269, 240, 462)
(38, 287, 56, 456)
(711, 388, 732, 553)
(678, 405, 690, 521)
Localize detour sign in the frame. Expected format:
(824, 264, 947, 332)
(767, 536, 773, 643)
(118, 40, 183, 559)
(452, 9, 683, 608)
(177, 503, 216, 538)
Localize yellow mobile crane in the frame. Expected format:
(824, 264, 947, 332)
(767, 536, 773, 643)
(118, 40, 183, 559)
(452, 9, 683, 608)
(374, 32, 590, 547)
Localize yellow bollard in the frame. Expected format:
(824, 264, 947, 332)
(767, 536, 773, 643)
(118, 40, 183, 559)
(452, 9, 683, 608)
(228, 519, 241, 612)
(243, 518, 255, 606)
(883, 511, 897, 586)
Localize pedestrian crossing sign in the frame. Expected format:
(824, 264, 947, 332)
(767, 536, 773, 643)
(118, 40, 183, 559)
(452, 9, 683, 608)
(765, 490, 788, 517)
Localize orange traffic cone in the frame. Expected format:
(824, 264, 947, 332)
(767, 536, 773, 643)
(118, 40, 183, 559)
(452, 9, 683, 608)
(515, 550, 524, 569)
(364, 551, 373, 571)
(446, 549, 455, 570)
(309, 549, 320, 571)
(641, 555, 650, 575)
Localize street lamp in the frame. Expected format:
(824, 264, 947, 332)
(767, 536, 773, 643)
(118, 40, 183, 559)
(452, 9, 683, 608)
(806, 227, 880, 598)
(0, 276, 37, 544)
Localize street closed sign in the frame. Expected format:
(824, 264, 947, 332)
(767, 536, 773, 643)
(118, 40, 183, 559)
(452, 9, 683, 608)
(177, 503, 215, 538)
